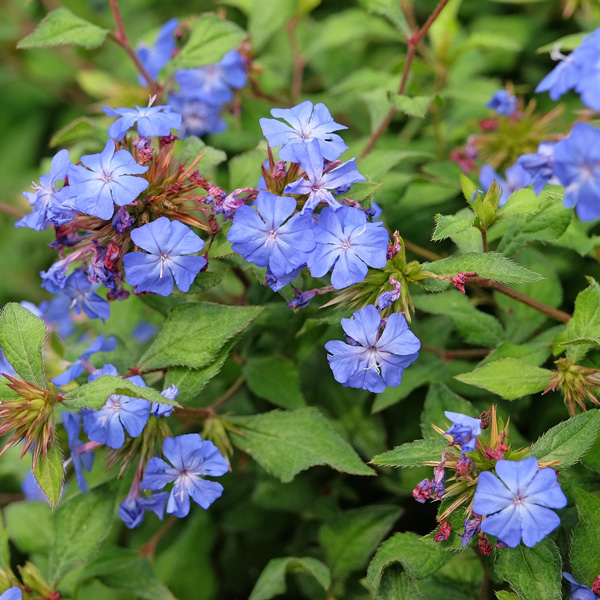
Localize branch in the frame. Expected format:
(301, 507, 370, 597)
(360, 0, 451, 159)
(466, 277, 572, 324)
(108, 0, 162, 98)
(403, 239, 443, 262)
(422, 344, 491, 361)
(0, 202, 27, 219)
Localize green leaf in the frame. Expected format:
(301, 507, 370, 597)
(4, 501, 52, 555)
(497, 188, 543, 217)
(537, 32, 586, 53)
(526, 410, 600, 468)
(318, 505, 402, 582)
(412, 291, 505, 347)
(392, 95, 434, 118)
(581, 430, 600, 473)
(0, 514, 10, 571)
(249, 556, 330, 600)
(165, 14, 245, 74)
(571, 487, 600, 586)
(371, 438, 448, 468)
(364, 532, 453, 593)
(48, 484, 116, 586)
(50, 117, 103, 148)
(420, 384, 477, 439)
(495, 593, 521, 600)
(33, 445, 64, 508)
(248, 0, 297, 51)
(17, 8, 109, 49)
(423, 252, 543, 284)
(454, 358, 553, 400)
(63, 375, 179, 410)
(375, 566, 424, 600)
(0, 303, 47, 388)
(431, 214, 473, 241)
(139, 303, 262, 371)
(179, 137, 227, 172)
(243, 356, 305, 410)
(357, 0, 411, 35)
(494, 539, 561, 600)
(228, 148, 267, 191)
(230, 408, 375, 482)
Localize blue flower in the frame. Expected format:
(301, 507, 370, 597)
(152, 385, 178, 418)
(563, 573, 596, 600)
(103, 104, 182, 141)
(167, 95, 226, 138)
(459, 514, 483, 548)
(0, 587, 22, 600)
(53, 335, 117, 386)
(111, 206, 136, 235)
(444, 411, 482, 454)
(175, 50, 247, 105)
(486, 90, 517, 116)
(553, 122, 600, 221)
(516, 142, 556, 195)
(88, 363, 120, 382)
(123, 217, 206, 296)
(136, 18, 178, 86)
(307, 206, 388, 289)
(21, 471, 48, 503)
(118, 491, 169, 529)
(62, 271, 110, 322)
(40, 258, 70, 294)
(16, 149, 72, 231)
(479, 162, 531, 206)
(265, 265, 304, 292)
(228, 192, 315, 277)
(472, 457, 567, 548)
(62, 411, 94, 492)
(68, 140, 149, 220)
(0, 348, 17, 378)
(27, 296, 74, 338)
(132, 321, 158, 343)
(325, 304, 420, 393)
(260, 101, 348, 163)
(141, 434, 229, 518)
(285, 140, 365, 213)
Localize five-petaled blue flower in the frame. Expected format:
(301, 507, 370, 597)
(136, 18, 178, 86)
(62, 271, 110, 322)
(62, 411, 94, 493)
(516, 142, 556, 195)
(141, 434, 229, 518)
(118, 491, 169, 529)
(68, 140, 149, 220)
(53, 335, 117, 386)
(123, 217, 206, 296)
(552, 122, 600, 221)
(563, 573, 597, 600)
(16, 149, 72, 231)
(325, 304, 420, 393)
(260, 100, 348, 163)
(472, 457, 567, 548)
(284, 140, 365, 213)
(486, 90, 517, 117)
(307, 206, 389, 289)
(479, 162, 531, 206)
(444, 411, 482, 454)
(104, 104, 182, 141)
(167, 94, 227, 138)
(175, 50, 247, 105)
(227, 192, 315, 277)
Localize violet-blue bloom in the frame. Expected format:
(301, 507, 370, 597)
(444, 411, 482, 454)
(563, 573, 596, 600)
(307, 206, 388, 289)
(553, 122, 600, 221)
(53, 335, 117, 386)
(123, 217, 206, 296)
(62, 271, 110, 322)
(260, 100, 348, 163)
(325, 305, 420, 393)
(118, 491, 169, 529)
(459, 514, 483, 548)
(167, 94, 227, 138)
(88, 363, 119, 382)
(472, 457, 567, 548)
(479, 162, 531, 206)
(265, 265, 304, 292)
(21, 471, 48, 503)
(16, 149, 72, 231)
(104, 104, 182, 141)
(516, 142, 556, 195)
(486, 90, 517, 116)
(112, 206, 136, 235)
(175, 49, 247, 105)
(152, 385, 178, 418)
(285, 140, 365, 213)
(0, 587, 22, 600)
(62, 411, 94, 493)
(136, 18, 178, 86)
(68, 140, 149, 220)
(141, 434, 229, 518)
(228, 192, 315, 277)
(40, 257, 70, 294)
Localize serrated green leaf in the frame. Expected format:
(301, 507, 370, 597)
(50, 117, 102, 148)
(249, 556, 330, 600)
(4, 501, 52, 555)
(33, 445, 63, 508)
(0, 303, 47, 388)
(178, 137, 227, 172)
(48, 484, 116, 586)
(371, 437, 448, 468)
(319, 505, 402, 581)
(249, 0, 297, 51)
(63, 375, 178, 410)
(497, 188, 543, 217)
(454, 358, 553, 400)
(571, 488, 600, 586)
(420, 383, 477, 439)
(230, 408, 374, 482)
(343, 181, 381, 201)
(423, 252, 543, 284)
(165, 14, 245, 74)
(139, 303, 262, 370)
(432, 214, 473, 241)
(357, 0, 410, 35)
(375, 566, 424, 600)
(494, 539, 561, 600)
(526, 410, 600, 468)
(243, 355, 305, 410)
(392, 95, 434, 118)
(17, 8, 109, 49)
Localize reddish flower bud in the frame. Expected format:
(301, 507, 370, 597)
(478, 532, 493, 555)
(434, 521, 451, 542)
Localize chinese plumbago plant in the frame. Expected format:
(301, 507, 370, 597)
(1, 0, 600, 599)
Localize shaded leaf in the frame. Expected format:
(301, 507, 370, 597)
(371, 438, 448, 468)
(570, 488, 600, 586)
(33, 445, 63, 508)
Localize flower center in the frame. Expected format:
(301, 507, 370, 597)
(341, 237, 352, 251)
(100, 170, 113, 184)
